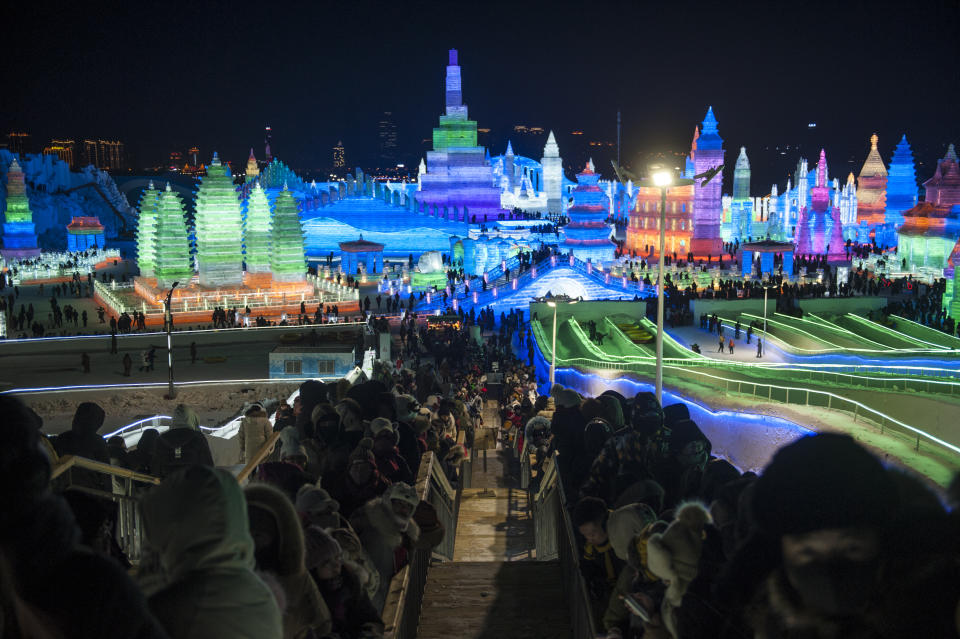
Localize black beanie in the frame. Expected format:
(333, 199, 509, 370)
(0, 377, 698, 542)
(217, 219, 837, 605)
(752, 433, 896, 537)
(71, 402, 105, 435)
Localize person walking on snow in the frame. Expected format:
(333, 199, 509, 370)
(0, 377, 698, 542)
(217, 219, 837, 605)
(756, 337, 763, 358)
(729, 338, 735, 355)
(717, 335, 725, 353)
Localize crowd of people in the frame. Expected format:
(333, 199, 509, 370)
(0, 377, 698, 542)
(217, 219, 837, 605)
(540, 382, 960, 638)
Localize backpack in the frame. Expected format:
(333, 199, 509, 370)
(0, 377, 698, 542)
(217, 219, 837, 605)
(150, 429, 214, 478)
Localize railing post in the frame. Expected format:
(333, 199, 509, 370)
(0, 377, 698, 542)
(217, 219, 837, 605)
(854, 404, 859, 422)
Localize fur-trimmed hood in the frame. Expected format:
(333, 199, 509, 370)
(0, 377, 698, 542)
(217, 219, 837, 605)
(353, 497, 420, 549)
(244, 482, 307, 577)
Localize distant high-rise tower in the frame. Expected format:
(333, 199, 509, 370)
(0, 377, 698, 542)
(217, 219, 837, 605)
(332, 141, 345, 170)
(541, 131, 563, 215)
(733, 146, 751, 201)
(246, 149, 259, 181)
(855, 134, 888, 227)
(378, 113, 398, 166)
(188, 146, 199, 168)
(691, 107, 724, 257)
(885, 134, 918, 228)
(5, 132, 31, 156)
(264, 126, 273, 162)
(194, 152, 244, 287)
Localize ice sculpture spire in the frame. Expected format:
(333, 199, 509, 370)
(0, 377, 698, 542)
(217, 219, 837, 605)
(691, 107, 724, 256)
(856, 133, 888, 226)
(243, 182, 271, 274)
(885, 134, 917, 226)
(269, 187, 306, 283)
(194, 153, 244, 286)
(505, 141, 514, 156)
(246, 148, 259, 181)
(154, 184, 193, 289)
(0, 157, 40, 258)
(444, 48, 467, 119)
(733, 146, 751, 201)
(541, 130, 563, 214)
(136, 181, 161, 277)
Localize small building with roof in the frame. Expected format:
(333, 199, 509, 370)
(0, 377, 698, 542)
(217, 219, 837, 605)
(339, 235, 385, 275)
(66, 216, 106, 251)
(741, 239, 794, 278)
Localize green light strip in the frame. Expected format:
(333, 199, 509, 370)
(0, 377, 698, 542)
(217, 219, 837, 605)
(844, 313, 951, 351)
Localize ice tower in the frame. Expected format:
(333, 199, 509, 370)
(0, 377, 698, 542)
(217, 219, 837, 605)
(194, 153, 244, 287)
(856, 134, 888, 227)
(269, 186, 306, 283)
(416, 49, 506, 224)
(153, 185, 194, 289)
(244, 182, 271, 274)
(885, 135, 918, 228)
(795, 150, 846, 261)
(560, 160, 614, 263)
(733, 147, 751, 201)
(1, 158, 40, 258)
(541, 131, 564, 215)
(691, 107, 724, 256)
(136, 181, 160, 277)
(246, 148, 260, 181)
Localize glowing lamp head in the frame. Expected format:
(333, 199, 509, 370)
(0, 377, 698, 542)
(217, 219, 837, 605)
(652, 170, 673, 187)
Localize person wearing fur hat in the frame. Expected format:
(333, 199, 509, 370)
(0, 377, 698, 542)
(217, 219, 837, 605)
(600, 502, 660, 638)
(295, 485, 351, 531)
(244, 482, 332, 639)
(645, 501, 712, 638)
(303, 526, 384, 639)
(349, 482, 421, 611)
(239, 403, 273, 464)
(572, 497, 627, 633)
(328, 527, 381, 602)
(327, 438, 391, 519)
(393, 394, 427, 477)
(369, 418, 414, 485)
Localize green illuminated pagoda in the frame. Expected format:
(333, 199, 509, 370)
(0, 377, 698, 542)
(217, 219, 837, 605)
(153, 184, 194, 289)
(136, 181, 160, 277)
(244, 182, 272, 274)
(194, 152, 244, 287)
(269, 185, 306, 283)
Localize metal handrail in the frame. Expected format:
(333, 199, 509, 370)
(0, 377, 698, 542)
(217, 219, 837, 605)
(382, 451, 461, 639)
(530, 451, 596, 638)
(51, 454, 161, 484)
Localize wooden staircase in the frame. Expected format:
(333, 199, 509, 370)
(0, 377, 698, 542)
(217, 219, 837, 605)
(415, 405, 571, 638)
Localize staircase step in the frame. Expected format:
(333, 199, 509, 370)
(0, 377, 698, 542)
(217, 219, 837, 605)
(455, 488, 534, 562)
(417, 561, 570, 638)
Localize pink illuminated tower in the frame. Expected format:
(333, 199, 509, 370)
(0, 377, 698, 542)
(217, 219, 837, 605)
(796, 150, 846, 262)
(691, 107, 724, 257)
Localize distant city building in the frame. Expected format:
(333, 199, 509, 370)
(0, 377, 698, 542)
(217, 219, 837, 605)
(5, 132, 31, 155)
(168, 150, 184, 172)
(332, 141, 345, 170)
(43, 139, 77, 169)
(82, 139, 124, 172)
(378, 112, 398, 165)
(188, 146, 200, 168)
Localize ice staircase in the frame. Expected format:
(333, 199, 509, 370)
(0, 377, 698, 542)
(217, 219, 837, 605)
(415, 408, 571, 638)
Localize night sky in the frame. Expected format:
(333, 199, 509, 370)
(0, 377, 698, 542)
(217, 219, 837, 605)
(4, 0, 959, 192)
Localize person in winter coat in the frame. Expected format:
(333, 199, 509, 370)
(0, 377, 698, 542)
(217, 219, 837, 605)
(239, 403, 274, 464)
(572, 497, 627, 633)
(349, 482, 421, 611)
(150, 404, 214, 479)
(0, 396, 169, 639)
(244, 482, 333, 639)
(127, 428, 160, 475)
(296, 485, 352, 531)
(140, 465, 283, 639)
(52, 401, 111, 490)
(549, 386, 586, 498)
(327, 438, 392, 519)
(328, 527, 381, 603)
(369, 418, 414, 485)
(304, 526, 384, 638)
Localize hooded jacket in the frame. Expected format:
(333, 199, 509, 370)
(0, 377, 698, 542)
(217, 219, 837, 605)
(239, 407, 273, 464)
(53, 401, 110, 489)
(150, 405, 214, 478)
(141, 466, 283, 639)
(244, 482, 332, 639)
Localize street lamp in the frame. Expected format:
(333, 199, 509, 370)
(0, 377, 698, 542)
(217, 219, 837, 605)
(164, 282, 179, 399)
(761, 283, 775, 357)
(543, 295, 578, 386)
(646, 164, 719, 405)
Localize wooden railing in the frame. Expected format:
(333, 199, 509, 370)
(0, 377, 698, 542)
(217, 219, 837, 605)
(236, 430, 283, 483)
(529, 451, 597, 639)
(382, 451, 461, 639)
(51, 455, 161, 484)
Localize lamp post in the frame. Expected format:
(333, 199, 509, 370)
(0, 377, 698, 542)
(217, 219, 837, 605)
(647, 164, 719, 405)
(761, 283, 775, 356)
(164, 282, 179, 399)
(544, 295, 578, 386)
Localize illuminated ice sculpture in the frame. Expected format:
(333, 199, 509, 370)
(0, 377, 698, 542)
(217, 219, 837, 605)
(244, 182, 272, 274)
(195, 153, 244, 287)
(691, 107, 725, 257)
(794, 150, 846, 262)
(135, 181, 159, 277)
(153, 184, 194, 289)
(269, 186, 307, 283)
(560, 160, 615, 264)
(885, 135, 918, 229)
(1, 158, 40, 258)
(415, 49, 506, 224)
